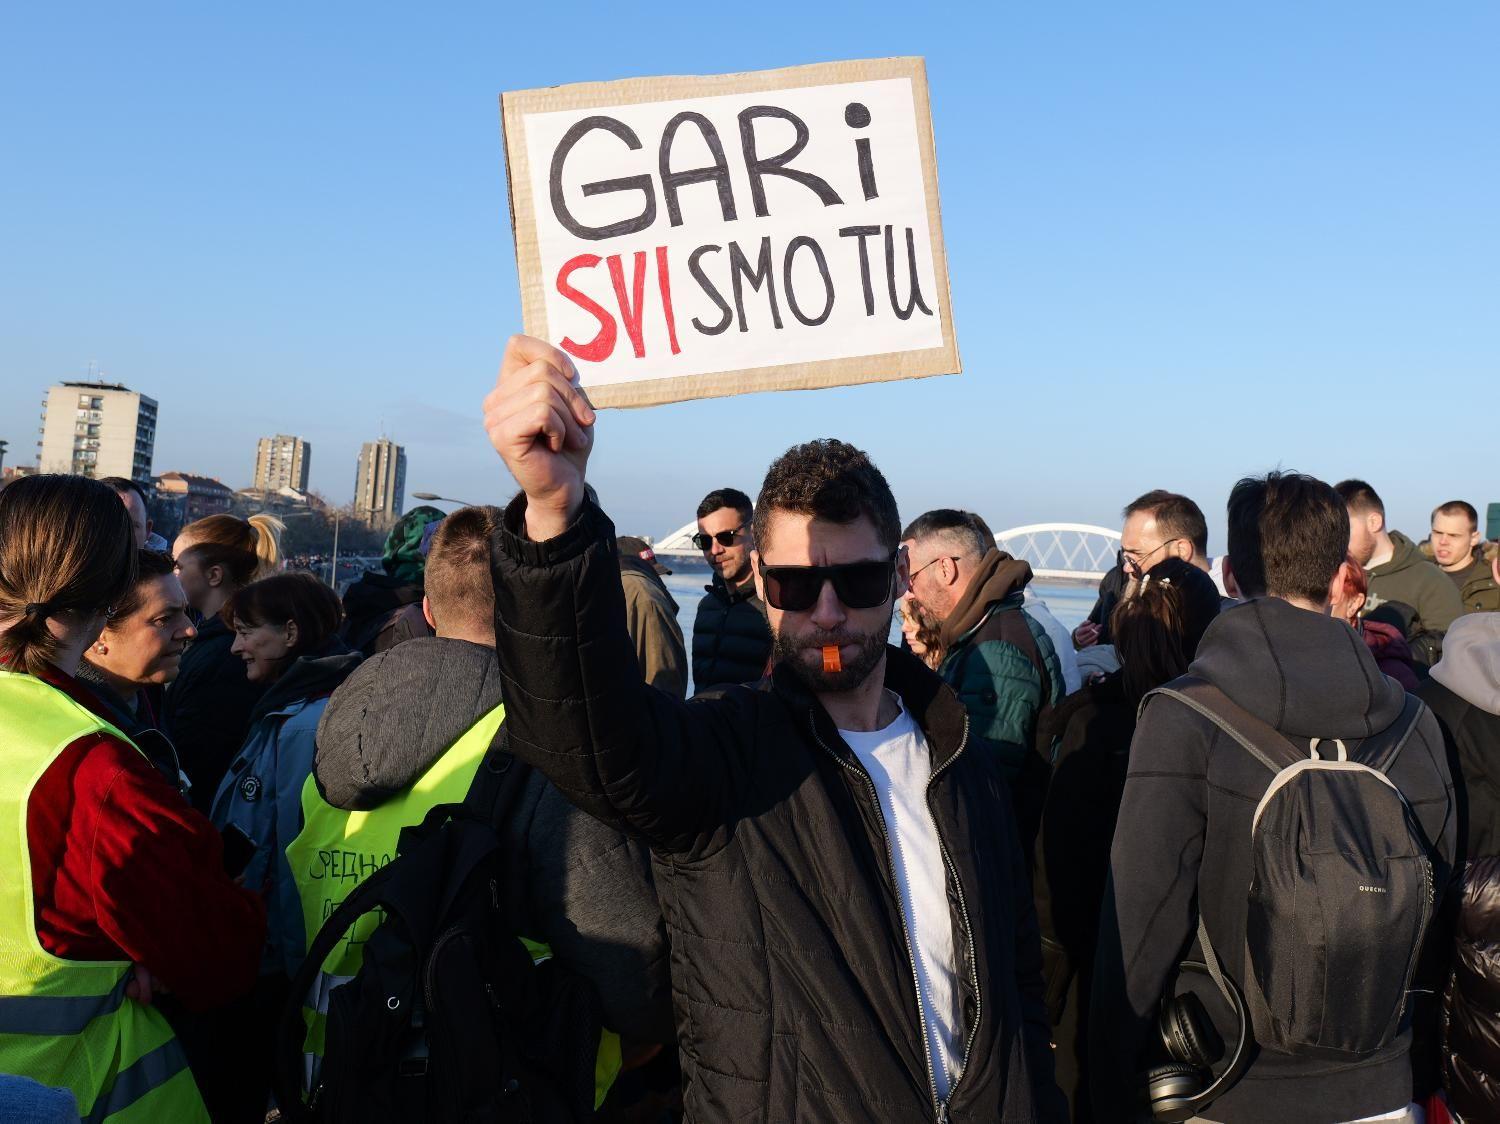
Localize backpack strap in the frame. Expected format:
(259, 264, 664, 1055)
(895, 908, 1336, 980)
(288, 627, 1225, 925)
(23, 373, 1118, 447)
(275, 850, 406, 1121)
(460, 721, 531, 828)
(1364, 693, 1424, 776)
(992, 602, 1054, 710)
(1194, 914, 1235, 1012)
(1144, 675, 1304, 774)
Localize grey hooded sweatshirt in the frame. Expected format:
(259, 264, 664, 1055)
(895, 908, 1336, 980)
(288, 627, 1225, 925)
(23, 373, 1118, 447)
(1090, 597, 1457, 1123)
(313, 636, 673, 1044)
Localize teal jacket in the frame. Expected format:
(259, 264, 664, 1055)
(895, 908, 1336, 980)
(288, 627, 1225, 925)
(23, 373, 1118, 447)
(937, 550, 1065, 781)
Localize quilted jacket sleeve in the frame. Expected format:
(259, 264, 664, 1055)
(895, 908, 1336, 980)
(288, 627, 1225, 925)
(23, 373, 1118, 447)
(489, 494, 758, 855)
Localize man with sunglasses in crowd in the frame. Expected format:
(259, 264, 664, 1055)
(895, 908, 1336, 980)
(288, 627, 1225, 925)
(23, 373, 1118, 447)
(482, 335, 1066, 1124)
(690, 487, 773, 692)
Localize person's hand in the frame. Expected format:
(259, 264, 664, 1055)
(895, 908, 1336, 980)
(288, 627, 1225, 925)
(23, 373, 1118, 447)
(124, 964, 162, 1005)
(1072, 620, 1101, 650)
(483, 335, 596, 541)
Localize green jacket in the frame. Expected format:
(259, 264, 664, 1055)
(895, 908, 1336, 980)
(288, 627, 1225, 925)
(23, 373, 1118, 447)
(1454, 545, 1500, 615)
(1365, 530, 1464, 668)
(937, 549, 1065, 778)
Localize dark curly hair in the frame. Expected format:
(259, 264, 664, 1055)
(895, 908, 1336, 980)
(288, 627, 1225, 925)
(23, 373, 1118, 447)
(752, 439, 900, 555)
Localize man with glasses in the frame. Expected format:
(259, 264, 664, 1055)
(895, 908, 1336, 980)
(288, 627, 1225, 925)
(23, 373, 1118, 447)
(1074, 490, 1217, 650)
(481, 335, 1066, 1124)
(690, 487, 773, 692)
(902, 509, 1064, 853)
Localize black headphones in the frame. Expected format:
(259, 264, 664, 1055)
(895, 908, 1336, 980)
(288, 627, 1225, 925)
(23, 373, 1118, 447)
(1146, 961, 1252, 1122)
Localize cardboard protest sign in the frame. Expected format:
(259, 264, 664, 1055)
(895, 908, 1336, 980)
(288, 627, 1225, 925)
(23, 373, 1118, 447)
(501, 57, 959, 409)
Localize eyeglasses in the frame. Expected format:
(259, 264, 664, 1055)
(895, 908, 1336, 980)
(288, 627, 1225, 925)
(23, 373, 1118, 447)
(691, 525, 745, 551)
(1121, 537, 1183, 574)
(758, 554, 898, 612)
(909, 555, 959, 582)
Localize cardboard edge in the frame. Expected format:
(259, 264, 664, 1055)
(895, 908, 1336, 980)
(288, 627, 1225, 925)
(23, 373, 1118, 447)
(587, 348, 957, 409)
(499, 92, 550, 342)
(502, 56, 926, 117)
(905, 56, 962, 377)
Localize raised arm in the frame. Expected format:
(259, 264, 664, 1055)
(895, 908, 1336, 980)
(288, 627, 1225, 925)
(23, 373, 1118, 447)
(483, 336, 758, 854)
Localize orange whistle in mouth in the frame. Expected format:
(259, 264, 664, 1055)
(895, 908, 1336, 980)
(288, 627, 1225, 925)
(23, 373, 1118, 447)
(822, 645, 842, 674)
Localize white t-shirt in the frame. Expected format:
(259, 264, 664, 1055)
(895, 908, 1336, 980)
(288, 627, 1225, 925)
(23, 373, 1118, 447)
(839, 696, 963, 1102)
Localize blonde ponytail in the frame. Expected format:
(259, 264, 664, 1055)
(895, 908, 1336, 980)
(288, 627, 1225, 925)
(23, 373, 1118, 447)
(247, 513, 286, 579)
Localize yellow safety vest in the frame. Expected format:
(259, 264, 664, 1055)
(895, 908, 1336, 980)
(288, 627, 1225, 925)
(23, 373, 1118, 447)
(284, 703, 621, 1106)
(0, 669, 208, 1124)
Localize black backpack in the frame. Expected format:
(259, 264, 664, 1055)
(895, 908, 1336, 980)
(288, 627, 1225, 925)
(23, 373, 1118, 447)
(1148, 676, 1434, 1060)
(273, 748, 602, 1123)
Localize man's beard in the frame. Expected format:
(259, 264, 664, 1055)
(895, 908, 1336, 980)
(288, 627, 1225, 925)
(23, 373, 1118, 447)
(773, 623, 889, 693)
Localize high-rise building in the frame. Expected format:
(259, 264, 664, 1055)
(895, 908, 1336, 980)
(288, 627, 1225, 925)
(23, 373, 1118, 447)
(353, 438, 405, 529)
(253, 434, 311, 493)
(37, 381, 158, 482)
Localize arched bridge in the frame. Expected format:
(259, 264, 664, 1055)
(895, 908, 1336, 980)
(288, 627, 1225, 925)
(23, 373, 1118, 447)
(992, 523, 1120, 583)
(654, 521, 709, 557)
(654, 520, 1118, 584)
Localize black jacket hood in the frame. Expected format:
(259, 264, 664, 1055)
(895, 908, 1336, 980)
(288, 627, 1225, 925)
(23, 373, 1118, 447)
(1189, 596, 1406, 741)
(314, 636, 502, 810)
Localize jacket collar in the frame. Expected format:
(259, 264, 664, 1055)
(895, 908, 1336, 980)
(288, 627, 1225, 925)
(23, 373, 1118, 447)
(249, 639, 360, 724)
(772, 644, 970, 771)
(29, 662, 117, 724)
(73, 661, 146, 734)
(939, 548, 1032, 649)
(707, 570, 758, 605)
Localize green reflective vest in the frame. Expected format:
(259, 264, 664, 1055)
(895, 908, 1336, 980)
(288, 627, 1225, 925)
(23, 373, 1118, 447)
(0, 669, 208, 1124)
(285, 703, 620, 1106)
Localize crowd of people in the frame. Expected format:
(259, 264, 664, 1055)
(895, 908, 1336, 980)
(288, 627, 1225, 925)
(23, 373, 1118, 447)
(0, 335, 1496, 1123)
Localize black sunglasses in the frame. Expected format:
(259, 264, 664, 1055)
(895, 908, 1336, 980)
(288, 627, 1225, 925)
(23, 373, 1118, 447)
(757, 553, 898, 612)
(691, 525, 745, 551)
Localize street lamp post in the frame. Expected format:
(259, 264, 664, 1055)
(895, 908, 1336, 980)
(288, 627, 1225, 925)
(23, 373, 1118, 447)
(327, 512, 341, 588)
(411, 491, 477, 507)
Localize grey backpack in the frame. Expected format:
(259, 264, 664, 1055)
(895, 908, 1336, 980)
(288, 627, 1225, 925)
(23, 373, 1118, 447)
(1148, 676, 1433, 1060)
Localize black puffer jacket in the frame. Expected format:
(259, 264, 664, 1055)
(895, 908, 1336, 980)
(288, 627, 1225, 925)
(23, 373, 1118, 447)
(690, 572, 772, 692)
(490, 497, 1066, 1124)
(1033, 674, 1133, 1123)
(1417, 613, 1500, 1120)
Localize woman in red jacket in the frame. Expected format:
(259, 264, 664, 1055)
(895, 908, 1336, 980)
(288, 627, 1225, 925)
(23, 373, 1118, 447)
(0, 474, 266, 1122)
(1332, 553, 1421, 690)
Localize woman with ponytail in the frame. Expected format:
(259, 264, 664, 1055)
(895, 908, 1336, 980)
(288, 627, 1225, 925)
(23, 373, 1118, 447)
(1033, 559, 1222, 1121)
(0, 475, 264, 1122)
(164, 512, 284, 812)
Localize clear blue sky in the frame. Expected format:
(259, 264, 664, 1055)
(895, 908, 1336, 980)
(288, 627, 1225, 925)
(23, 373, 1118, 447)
(3, 3, 1495, 549)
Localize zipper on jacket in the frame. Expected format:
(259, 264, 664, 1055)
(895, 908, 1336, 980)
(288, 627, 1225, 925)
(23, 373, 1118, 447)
(924, 712, 982, 1110)
(1397, 854, 1435, 1021)
(810, 709, 979, 1121)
